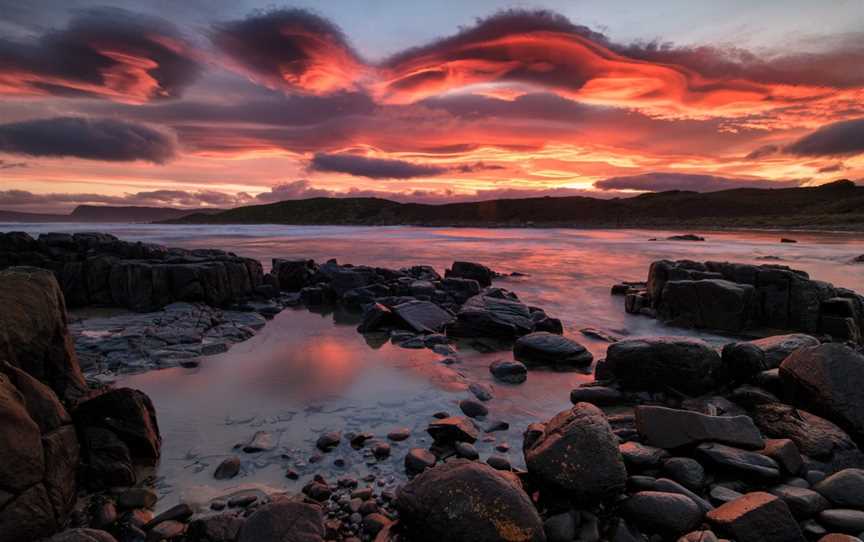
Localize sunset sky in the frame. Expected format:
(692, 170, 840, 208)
(1, 0, 863, 213)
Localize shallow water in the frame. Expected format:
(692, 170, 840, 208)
(3, 224, 864, 510)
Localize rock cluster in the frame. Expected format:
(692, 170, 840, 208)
(0, 232, 269, 311)
(618, 259, 864, 342)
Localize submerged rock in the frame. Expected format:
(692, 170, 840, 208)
(513, 332, 593, 369)
(489, 359, 528, 384)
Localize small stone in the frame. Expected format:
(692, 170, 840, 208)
(455, 442, 479, 460)
(387, 428, 411, 441)
(145, 503, 193, 529)
(405, 448, 436, 474)
(486, 455, 511, 470)
(363, 513, 391, 535)
(372, 442, 391, 459)
(426, 417, 478, 443)
(285, 469, 299, 480)
(459, 399, 489, 419)
(468, 382, 494, 401)
(242, 431, 274, 453)
(620, 442, 670, 470)
(760, 438, 803, 475)
(544, 512, 577, 542)
(768, 485, 830, 518)
(214, 457, 241, 480)
(489, 359, 527, 384)
(316, 432, 341, 452)
(622, 491, 703, 537)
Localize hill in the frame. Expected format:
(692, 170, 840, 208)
(0, 205, 224, 223)
(165, 180, 864, 230)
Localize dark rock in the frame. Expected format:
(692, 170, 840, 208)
(405, 449, 436, 474)
(486, 455, 511, 470)
(316, 432, 341, 452)
(768, 485, 830, 518)
(818, 510, 864, 534)
(667, 234, 705, 241)
(116, 488, 157, 509)
(363, 513, 391, 536)
(468, 382, 494, 401)
(440, 277, 481, 303)
(74, 388, 161, 464)
(489, 359, 527, 384)
(455, 442, 479, 460)
(357, 303, 396, 333)
(372, 442, 391, 459)
(80, 427, 135, 488)
(459, 399, 488, 419)
(760, 438, 803, 475)
(386, 428, 410, 441)
(635, 405, 764, 449)
(241, 431, 274, 453)
(543, 512, 576, 542)
(709, 486, 744, 506)
(722, 342, 766, 382)
(580, 327, 622, 342)
(513, 332, 593, 369)
(148, 520, 186, 540)
(447, 295, 535, 338)
(214, 457, 241, 480)
(652, 478, 713, 514)
(395, 459, 544, 542)
(749, 334, 820, 369)
(662, 457, 706, 490)
(780, 344, 864, 441)
(524, 403, 626, 500)
(605, 337, 722, 395)
(813, 469, 864, 508)
(145, 503, 193, 529)
(620, 442, 670, 470)
(569, 385, 624, 406)
(445, 262, 495, 287)
(660, 279, 756, 332)
(427, 417, 478, 444)
(622, 491, 703, 537)
(392, 300, 454, 333)
(707, 492, 805, 542)
(44, 529, 118, 542)
(696, 443, 781, 480)
(237, 498, 324, 542)
(752, 403, 857, 458)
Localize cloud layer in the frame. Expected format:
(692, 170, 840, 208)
(594, 172, 802, 192)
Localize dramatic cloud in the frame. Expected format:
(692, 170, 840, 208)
(745, 144, 781, 160)
(211, 8, 365, 95)
(0, 117, 176, 163)
(0, 8, 200, 102)
(310, 153, 449, 179)
(785, 118, 864, 157)
(594, 172, 803, 192)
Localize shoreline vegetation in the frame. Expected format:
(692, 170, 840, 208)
(1, 233, 864, 542)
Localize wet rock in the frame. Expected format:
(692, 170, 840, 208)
(768, 485, 830, 518)
(484, 419, 510, 432)
(405, 449, 436, 474)
(468, 382, 494, 401)
(426, 417, 478, 444)
(486, 455, 511, 471)
(760, 438, 803, 475)
(238, 497, 325, 542)
(445, 262, 495, 287)
(357, 303, 396, 333)
(580, 327, 622, 343)
(660, 279, 756, 332)
(513, 332, 593, 369)
(272, 259, 316, 292)
(392, 300, 454, 333)
(569, 385, 624, 406)
(662, 457, 706, 490)
(635, 405, 764, 449)
(455, 442, 479, 460)
(707, 492, 804, 542)
(459, 399, 488, 419)
(386, 428, 410, 441)
(396, 459, 544, 542)
(813, 469, 864, 508)
(187, 513, 245, 542)
(622, 491, 703, 537)
(709, 486, 744, 506)
(241, 431, 274, 453)
(524, 403, 626, 500)
(447, 295, 535, 338)
(214, 457, 241, 480)
(749, 334, 820, 369)
(620, 442, 670, 470)
(372, 442, 391, 459)
(146, 503, 193, 529)
(817, 534, 862, 542)
(696, 443, 780, 480)
(752, 403, 857, 458)
(316, 432, 341, 452)
(605, 337, 722, 395)
(668, 234, 705, 241)
(780, 344, 864, 441)
(489, 359, 527, 384)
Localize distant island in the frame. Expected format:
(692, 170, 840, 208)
(165, 180, 864, 231)
(0, 205, 223, 223)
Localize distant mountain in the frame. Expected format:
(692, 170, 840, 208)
(0, 205, 224, 223)
(165, 180, 864, 230)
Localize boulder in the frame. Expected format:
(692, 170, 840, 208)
(780, 344, 864, 441)
(749, 334, 820, 369)
(489, 359, 527, 384)
(447, 295, 535, 338)
(271, 259, 316, 291)
(659, 279, 756, 332)
(751, 403, 857, 458)
(237, 498, 324, 542)
(524, 403, 626, 500)
(513, 333, 593, 369)
(722, 342, 767, 382)
(604, 337, 722, 395)
(445, 262, 495, 287)
(396, 459, 544, 542)
(0, 267, 86, 402)
(622, 491, 703, 537)
(813, 469, 864, 509)
(635, 406, 764, 449)
(707, 492, 805, 542)
(392, 300, 454, 333)
(74, 388, 161, 465)
(404, 448, 436, 474)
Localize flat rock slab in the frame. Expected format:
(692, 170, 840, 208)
(707, 492, 805, 542)
(696, 443, 780, 481)
(392, 300, 454, 333)
(513, 332, 593, 369)
(635, 406, 764, 449)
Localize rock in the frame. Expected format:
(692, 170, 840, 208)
(272, 259, 316, 291)
(447, 295, 535, 338)
(707, 492, 805, 542)
(187, 513, 245, 542)
(459, 399, 488, 419)
(722, 342, 767, 382)
(468, 382, 494, 401)
(427, 417, 478, 444)
(543, 512, 576, 542)
(146, 503, 193, 529)
(74, 388, 161, 464)
(486, 455, 511, 470)
(709, 486, 744, 506)
(395, 459, 544, 542)
(237, 498, 325, 542)
(768, 485, 830, 518)
(214, 457, 241, 480)
(659, 279, 756, 332)
(752, 403, 857, 458)
(817, 535, 862, 542)
(0, 267, 87, 402)
(780, 344, 864, 441)
(441, 277, 481, 303)
(605, 337, 722, 395)
(45, 529, 118, 542)
(760, 438, 803, 475)
(363, 513, 391, 536)
(445, 262, 495, 287)
(117, 487, 157, 509)
(635, 405, 764, 449)
(241, 431, 274, 453)
(386, 428, 410, 441)
(622, 491, 703, 537)
(652, 478, 713, 514)
(524, 403, 626, 500)
(148, 520, 186, 540)
(696, 443, 781, 480)
(513, 332, 593, 369)
(813, 469, 864, 508)
(668, 234, 705, 241)
(357, 303, 396, 333)
(372, 442, 391, 459)
(455, 442, 479, 460)
(391, 300, 454, 333)
(662, 457, 706, 490)
(580, 327, 622, 342)
(620, 442, 670, 470)
(569, 385, 624, 406)
(316, 432, 341, 452)
(818, 510, 864, 534)
(749, 334, 820, 369)
(489, 359, 527, 384)
(405, 449, 436, 474)
(678, 531, 719, 542)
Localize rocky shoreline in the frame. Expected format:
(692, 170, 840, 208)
(2, 233, 864, 542)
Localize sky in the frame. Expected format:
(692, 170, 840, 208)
(0, 0, 863, 213)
